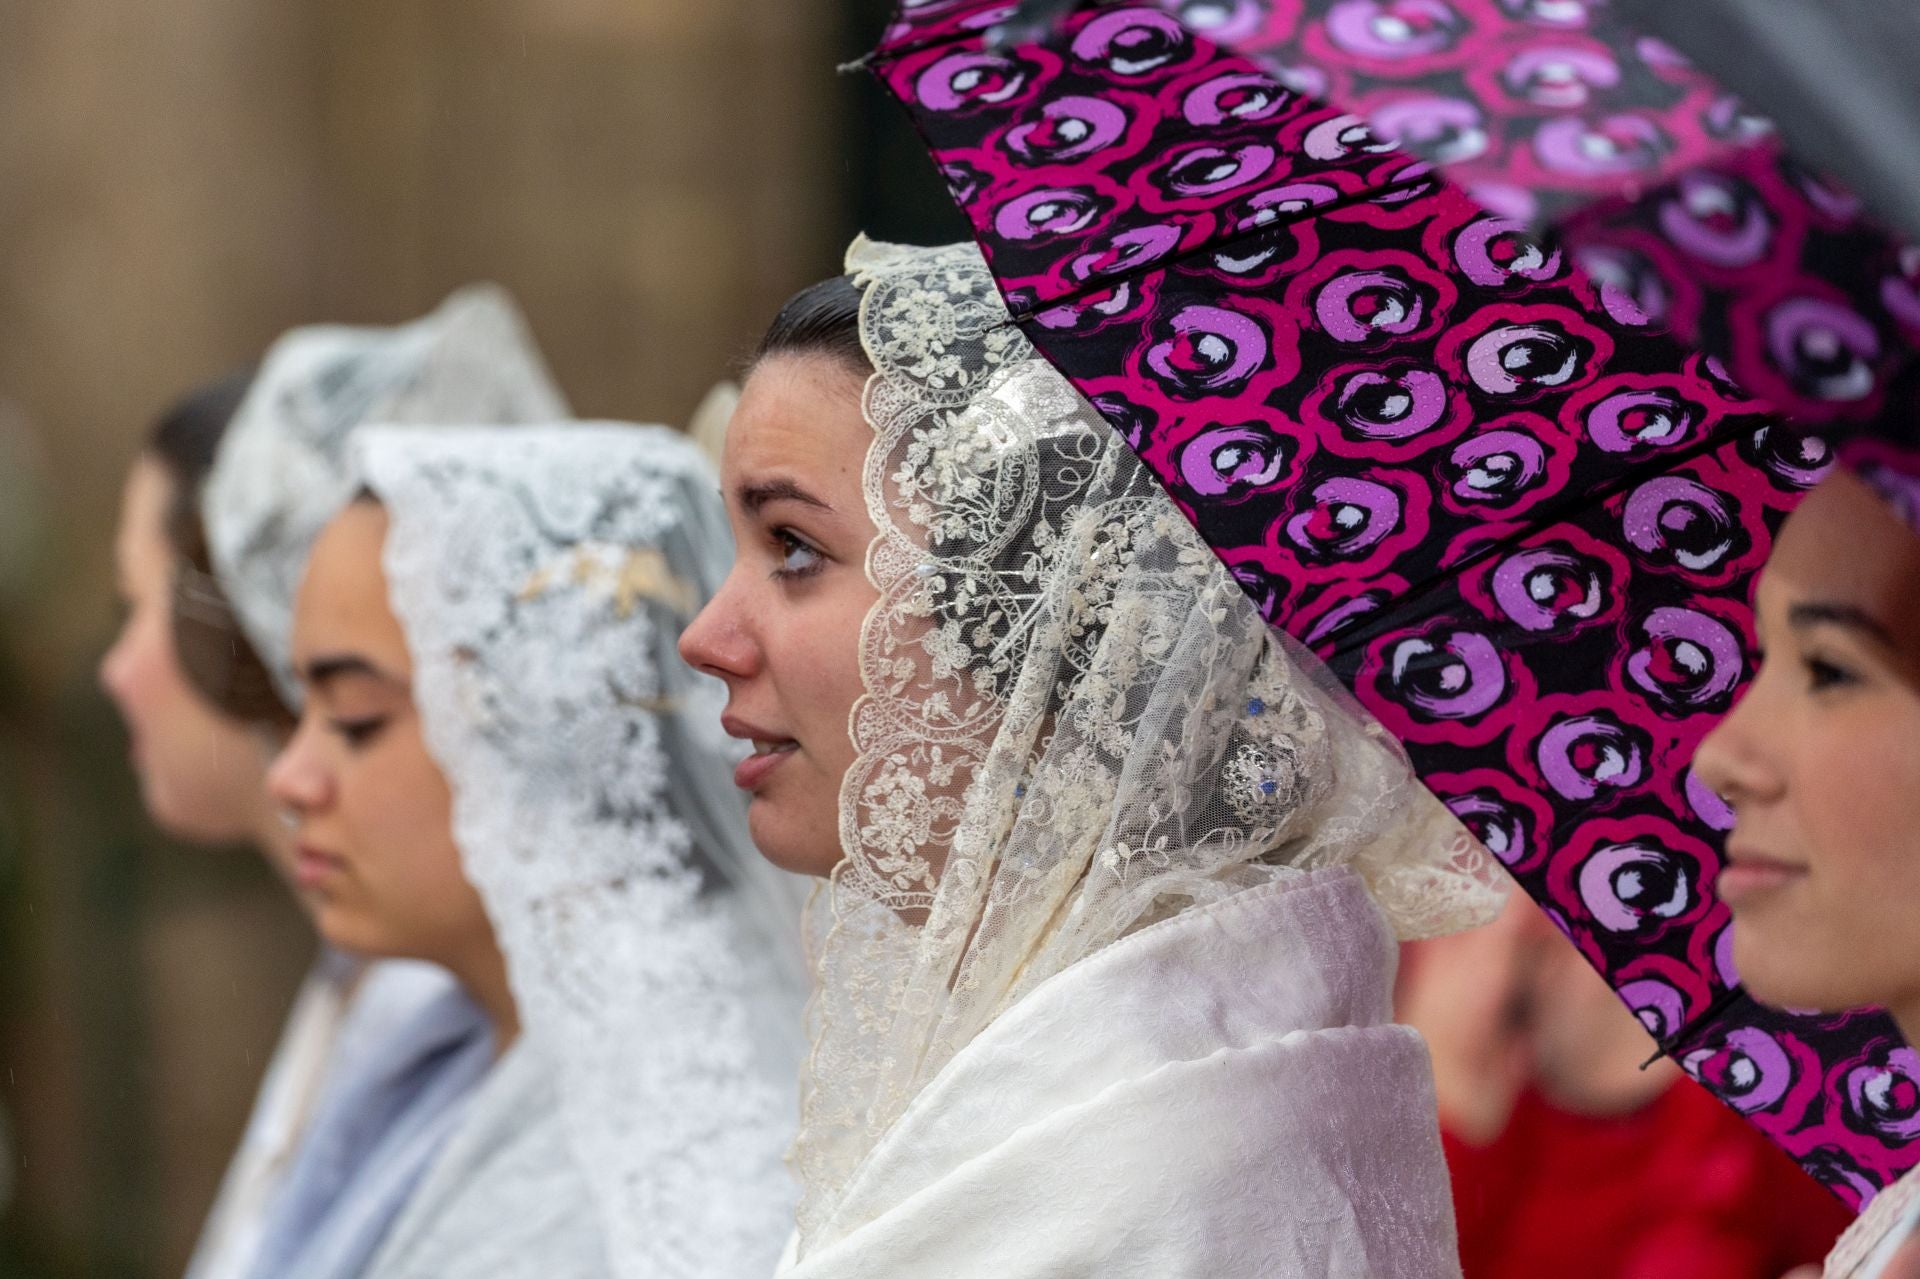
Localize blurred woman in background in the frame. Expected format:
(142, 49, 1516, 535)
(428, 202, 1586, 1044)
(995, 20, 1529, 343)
(276, 423, 804, 1278)
(1695, 467, 1920, 1278)
(99, 287, 566, 1279)
(104, 371, 286, 860)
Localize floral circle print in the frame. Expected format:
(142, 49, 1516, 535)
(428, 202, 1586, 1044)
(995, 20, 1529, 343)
(870, 0, 1919, 1207)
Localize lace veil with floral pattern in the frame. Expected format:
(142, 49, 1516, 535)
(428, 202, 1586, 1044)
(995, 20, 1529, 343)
(355, 423, 809, 1279)
(791, 239, 1507, 1255)
(205, 285, 568, 708)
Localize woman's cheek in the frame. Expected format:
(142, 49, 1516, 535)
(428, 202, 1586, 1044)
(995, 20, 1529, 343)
(1796, 700, 1920, 946)
(120, 609, 180, 718)
(811, 580, 876, 746)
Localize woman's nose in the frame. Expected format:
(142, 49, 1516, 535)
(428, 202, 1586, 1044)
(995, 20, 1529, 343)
(680, 573, 758, 684)
(98, 629, 133, 703)
(1693, 684, 1782, 813)
(266, 718, 331, 818)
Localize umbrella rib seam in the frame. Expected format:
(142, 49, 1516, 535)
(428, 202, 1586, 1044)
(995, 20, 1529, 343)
(1653, 982, 1753, 1064)
(996, 176, 1441, 324)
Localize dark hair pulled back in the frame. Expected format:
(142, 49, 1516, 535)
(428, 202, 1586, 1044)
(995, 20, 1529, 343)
(144, 369, 293, 727)
(752, 275, 871, 377)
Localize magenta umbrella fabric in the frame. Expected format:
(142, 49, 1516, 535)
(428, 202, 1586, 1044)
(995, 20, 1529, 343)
(865, 0, 1920, 1209)
(988, 0, 1920, 520)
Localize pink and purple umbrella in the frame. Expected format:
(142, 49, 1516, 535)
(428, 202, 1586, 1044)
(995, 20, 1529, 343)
(988, 0, 1920, 520)
(864, 0, 1920, 1208)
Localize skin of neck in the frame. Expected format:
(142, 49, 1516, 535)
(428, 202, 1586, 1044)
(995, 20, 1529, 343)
(447, 938, 521, 1054)
(1889, 998, 1920, 1060)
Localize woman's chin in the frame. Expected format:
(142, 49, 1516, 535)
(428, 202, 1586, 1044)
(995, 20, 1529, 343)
(312, 908, 398, 961)
(1732, 931, 1863, 1016)
(144, 783, 243, 847)
(745, 804, 841, 879)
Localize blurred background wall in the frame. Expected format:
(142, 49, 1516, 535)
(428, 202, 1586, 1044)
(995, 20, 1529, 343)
(0, 1, 960, 1273)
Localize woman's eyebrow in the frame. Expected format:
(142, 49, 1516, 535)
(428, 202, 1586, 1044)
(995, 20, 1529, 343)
(1787, 600, 1897, 646)
(738, 478, 834, 515)
(301, 653, 404, 692)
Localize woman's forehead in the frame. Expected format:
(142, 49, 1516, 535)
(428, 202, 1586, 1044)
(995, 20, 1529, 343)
(726, 357, 868, 497)
(118, 460, 175, 569)
(1763, 470, 1920, 651)
(293, 505, 411, 674)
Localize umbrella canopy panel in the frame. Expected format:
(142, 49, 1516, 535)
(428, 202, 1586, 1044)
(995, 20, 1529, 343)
(893, 0, 1920, 465)
(1613, 0, 1920, 246)
(869, 0, 1920, 1207)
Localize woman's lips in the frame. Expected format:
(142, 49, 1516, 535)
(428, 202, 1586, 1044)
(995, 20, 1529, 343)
(293, 844, 347, 891)
(1715, 853, 1808, 908)
(733, 741, 798, 791)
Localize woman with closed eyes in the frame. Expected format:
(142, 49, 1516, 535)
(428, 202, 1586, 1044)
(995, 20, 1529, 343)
(98, 287, 567, 1279)
(275, 423, 805, 1279)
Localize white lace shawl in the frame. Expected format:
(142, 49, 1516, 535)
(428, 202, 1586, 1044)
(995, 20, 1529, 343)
(356, 423, 809, 1279)
(789, 238, 1507, 1255)
(204, 284, 569, 708)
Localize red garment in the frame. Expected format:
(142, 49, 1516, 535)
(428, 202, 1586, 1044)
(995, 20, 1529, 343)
(1448, 1081, 1854, 1279)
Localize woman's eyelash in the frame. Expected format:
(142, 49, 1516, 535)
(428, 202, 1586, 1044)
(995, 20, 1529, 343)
(771, 528, 825, 580)
(1805, 656, 1857, 691)
(330, 717, 389, 748)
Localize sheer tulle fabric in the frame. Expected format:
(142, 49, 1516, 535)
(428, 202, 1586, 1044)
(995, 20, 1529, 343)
(356, 424, 808, 1279)
(205, 285, 568, 707)
(792, 239, 1507, 1254)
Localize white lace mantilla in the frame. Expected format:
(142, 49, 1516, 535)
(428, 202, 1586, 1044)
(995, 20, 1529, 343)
(358, 424, 807, 1279)
(789, 238, 1506, 1254)
(204, 284, 569, 708)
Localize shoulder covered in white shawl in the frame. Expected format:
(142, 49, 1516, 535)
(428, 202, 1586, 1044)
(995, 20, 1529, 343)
(1828, 1161, 1920, 1278)
(784, 867, 1462, 1279)
(362, 1037, 612, 1279)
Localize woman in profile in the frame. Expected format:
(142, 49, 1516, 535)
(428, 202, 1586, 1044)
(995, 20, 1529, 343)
(276, 423, 804, 1278)
(1695, 466, 1920, 1279)
(680, 238, 1508, 1277)
(99, 286, 565, 1279)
